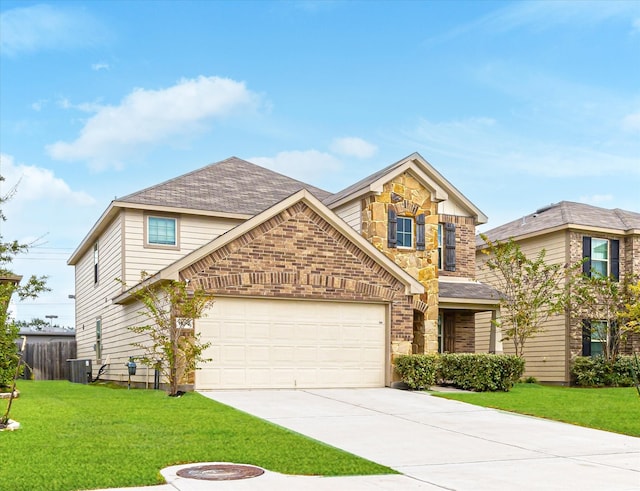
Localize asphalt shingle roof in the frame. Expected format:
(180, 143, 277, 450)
(323, 156, 405, 206)
(478, 201, 640, 246)
(118, 156, 331, 216)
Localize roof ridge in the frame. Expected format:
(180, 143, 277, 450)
(558, 201, 571, 224)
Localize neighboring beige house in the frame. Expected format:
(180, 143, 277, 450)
(68, 153, 500, 390)
(476, 201, 640, 384)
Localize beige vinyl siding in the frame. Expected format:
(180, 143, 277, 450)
(438, 199, 470, 218)
(122, 209, 241, 285)
(74, 209, 242, 384)
(74, 213, 124, 366)
(476, 230, 570, 383)
(333, 200, 361, 233)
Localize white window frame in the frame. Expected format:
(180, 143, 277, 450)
(590, 238, 609, 278)
(590, 320, 607, 358)
(397, 216, 413, 249)
(93, 242, 99, 285)
(145, 215, 179, 249)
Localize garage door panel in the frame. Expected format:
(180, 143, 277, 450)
(196, 298, 386, 389)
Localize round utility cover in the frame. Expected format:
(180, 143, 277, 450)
(176, 463, 265, 481)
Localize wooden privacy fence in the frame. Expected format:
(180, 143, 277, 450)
(19, 339, 77, 381)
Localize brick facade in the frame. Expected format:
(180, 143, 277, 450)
(568, 230, 640, 358)
(453, 312, 476, 352)
(179, 201, 415, 348)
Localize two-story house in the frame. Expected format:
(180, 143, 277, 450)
(476, 201, 640, 384)
(68, 153, 500, 389)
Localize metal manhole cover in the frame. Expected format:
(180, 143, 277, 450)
(176, 463, 265, 481)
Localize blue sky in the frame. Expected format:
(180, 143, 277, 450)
(1, 0, 639, 327)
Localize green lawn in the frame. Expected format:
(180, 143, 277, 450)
(1, 381, 393, 491)
(434, 383, 640, 437)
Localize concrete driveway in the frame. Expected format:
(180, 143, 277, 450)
(199, 388, 640, 491)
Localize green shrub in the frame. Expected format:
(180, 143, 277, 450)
(394, 353, 524, 392)
(439, 353, 525, 392)
(394, 354, 440, 389)
(571, 355, 636, 387)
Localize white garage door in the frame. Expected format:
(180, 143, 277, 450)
(196, 297, 387, 389)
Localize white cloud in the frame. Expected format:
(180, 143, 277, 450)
(621, 112, 640, 133)
(429, 1, 640, 46)
(91, 62, 110, 71)
(31, 99, 47, 111)
(330, 137, 378, 159)
(0, 4, 109, 56)
(251, 150, 342, 184)
(0, 153, 95, 206)
(47, 76, 260, 170)
(406, 116, 640, 178)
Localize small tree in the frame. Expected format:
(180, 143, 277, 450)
(479, 235, 576, 356)
(621, 279, 640, 332)
(568, 274, 640, 362)
(1, 176, 49, 390)
(1, 175, 48, 427)
(122, 273, 214, 396)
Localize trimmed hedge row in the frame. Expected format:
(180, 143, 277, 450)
(394, 353, 525, 392)
(571, 356, 637, 387)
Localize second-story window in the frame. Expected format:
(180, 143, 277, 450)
(590, 238, 609, 277)
(397, 217, 413, 248)
(147, 216, 177, 246)
(582, 236, 619, 280)
(388, 208, 424, 250)
(93, 242, 99, 284)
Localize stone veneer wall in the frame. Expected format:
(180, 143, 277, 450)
(439, 215, 477, 280)
(180, 201, 415, 355)
(359, 172, 439, 355)
(625, 235, 640, 277)
(622, 234, 640, 354)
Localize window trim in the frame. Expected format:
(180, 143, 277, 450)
(590, 238, 610, 278)
(583, 319, 608, 358)
(93, 242, 99, 285)
(582, 236, 619, 281)
(144, 214, 180, 250)
(396, 216, 414, 249)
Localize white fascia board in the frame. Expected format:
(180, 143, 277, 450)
(112, 201, 252, 220)
(410, 154, 488, 224)
(369, 161, 449, 202)
(438, 297, 500, 311)
(68, 203, 120, 265)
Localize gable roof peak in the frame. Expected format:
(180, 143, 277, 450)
(324, 152, 487, 223)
